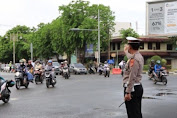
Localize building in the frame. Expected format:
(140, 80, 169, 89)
(101, 36, 177, 69)
(112, 22, 132, 37)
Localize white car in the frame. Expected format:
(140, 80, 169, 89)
(70, 63, 87, 74)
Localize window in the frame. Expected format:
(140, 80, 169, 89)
(167, 44, 173, 50)
(117, 43, 120, 50)
(140, 43, 144, 50)
(148, 42, 152, 50)
(112, 43, 115, 50)
(156, 42, 160, 50)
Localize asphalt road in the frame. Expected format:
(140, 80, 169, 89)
(0, 72, 177, 118)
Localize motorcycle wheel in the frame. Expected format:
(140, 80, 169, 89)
(35, 76, 38, 84)
(16, 80, 21, 90)
(2, 95, 10, 103)
(46, 80, 49, 88)
(154, 79, 157, 84)
(108, 72, 110, 77)
(25, 82, 29, 88)
(162, 77, 167, 85)
(41, 77, 43, 84)
(99, 71, 101, 75)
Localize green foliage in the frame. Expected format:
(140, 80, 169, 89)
(146, 55, 167, 67)
(165, 65, 171, 70)
(146, 58, 151, 65)
(167, 36, 177, 49)
(151, 55, 162, 64)
(0, 0, 115, 63)
(120, 28, 139, 44)
(123, 56, 128, 62)
(143, 65, 149, 71)
(161, 59, 167, 66)
(59, 0, 115, 62)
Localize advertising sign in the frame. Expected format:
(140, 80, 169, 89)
(148, 3, 165, 34)
(147, 1, 177, 35)
(85, 44, 94, 57)
(165, 1, 177, 33)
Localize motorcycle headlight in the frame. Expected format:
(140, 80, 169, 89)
(15, 72, 20, 76)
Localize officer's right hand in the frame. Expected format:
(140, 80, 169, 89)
(124, 93, 132, 101)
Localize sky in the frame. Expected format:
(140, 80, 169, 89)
(0, 0, 149, 36)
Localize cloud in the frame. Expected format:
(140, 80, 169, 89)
(0, 0, 148, 35)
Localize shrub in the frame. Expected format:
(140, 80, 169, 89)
(143, 65, 149, 71)
(165, 65, 171, 70)
(151, 55, 162, 63)
(161, 59, 167, 66)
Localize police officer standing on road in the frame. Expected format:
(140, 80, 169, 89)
(123, 37, 144, 118)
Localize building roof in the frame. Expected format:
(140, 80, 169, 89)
(101, 51, 177, 57)
(111, 37, 169, 43)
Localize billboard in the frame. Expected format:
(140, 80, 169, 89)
(85, 44, 94, 57)
(147, 0, 177, 35)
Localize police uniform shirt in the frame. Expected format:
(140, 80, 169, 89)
(123, 51, 144, 93)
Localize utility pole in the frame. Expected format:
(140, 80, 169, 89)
(30, 43, 33, 61)
(13, 33, 16, 65)
(98, 9, 100, 64)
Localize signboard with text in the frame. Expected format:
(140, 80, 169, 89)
(147, 0, 177, 35)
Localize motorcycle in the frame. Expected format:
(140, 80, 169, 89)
(0, 80, 15, 103)
(89, 66, 96, 74)
(15, 71, 29, 89)
(34, 69, 43, 84)
(148, 67, 154, 80)
(153, 68, 168, 85)
(98, 65, 104, 75)
(45, 70, 56, 88)
(104, 66, 110, 77)
(63, 66, 69, 79)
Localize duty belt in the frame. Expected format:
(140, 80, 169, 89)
(123, 83, 141, 88)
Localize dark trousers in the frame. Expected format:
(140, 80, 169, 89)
(124, 85, 143, 118)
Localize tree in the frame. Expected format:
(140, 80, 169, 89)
(34, 23, 55, 60)
(167, 36, 177, 50)
(0, 25, 32, 63)
(59, 0, 115, 63)
(120, 28, 139, 44)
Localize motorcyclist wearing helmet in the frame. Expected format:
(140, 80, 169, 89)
(45, 60, 56, 79)
(103, 61, 109, 68)
(35, 60, 43, 70)
(63, 60, 70, 76)
(34, 60, 43, 75)
(149, 60, 155, 75)
(18, 59, 33, 83)
(154, 60, 162, 78)
(18, 59, 26, 72)
(64, 60, 69, 67)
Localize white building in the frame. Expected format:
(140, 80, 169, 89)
(112, 22, 132, 37)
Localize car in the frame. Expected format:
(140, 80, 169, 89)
(53, 62, 60, 75)
(70, 63, 87, 74)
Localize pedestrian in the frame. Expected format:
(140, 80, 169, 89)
(123, 37, 144, 118)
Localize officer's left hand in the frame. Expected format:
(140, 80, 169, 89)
(124, 93, 132, 101)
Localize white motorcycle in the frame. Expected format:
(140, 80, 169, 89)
(63, 66, 70, 79)
(104, 66, 110, 77)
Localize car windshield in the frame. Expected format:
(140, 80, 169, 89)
(74, 63, 84, 68)
(53, 62, 60, 66)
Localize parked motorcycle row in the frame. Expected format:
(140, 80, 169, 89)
(148, 67, 168, 85)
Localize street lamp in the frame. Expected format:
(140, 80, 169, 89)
(70, 11, 101, 64)
(6, 32, 22, 65)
